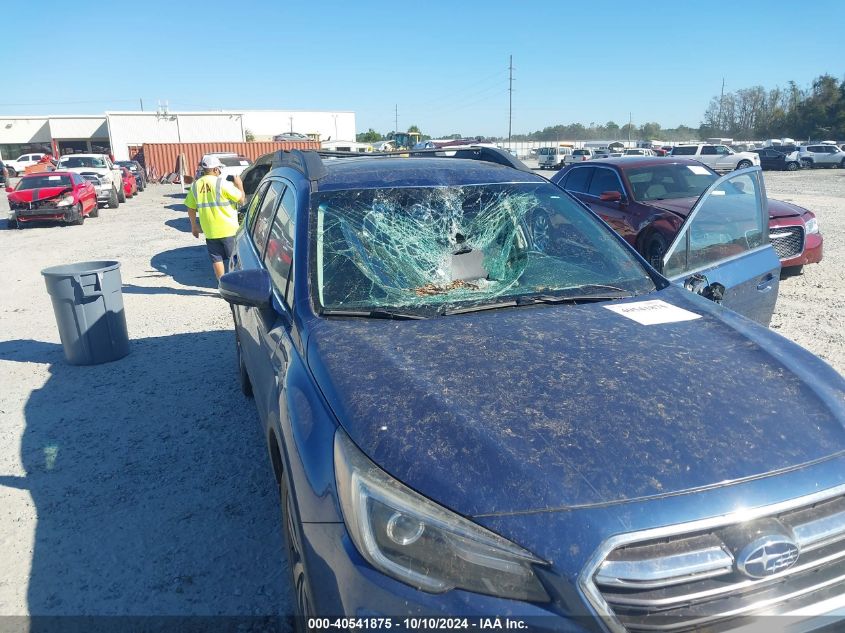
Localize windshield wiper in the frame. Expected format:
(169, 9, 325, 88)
(320, 308, 426, 320)
(443, 285, 634, 316)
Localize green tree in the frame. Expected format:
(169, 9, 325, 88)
(357, 128, 383, 143)
(244, 129, 255, 142)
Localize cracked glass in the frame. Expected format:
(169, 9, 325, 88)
(312, 182, 655, 315)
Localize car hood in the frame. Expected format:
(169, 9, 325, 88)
(307, 287, 845, 516)
(767, 198, 804, 219)
(8, 186, 72, 203)
(644, 197, 802, 221)
(59, 167, 111, 177)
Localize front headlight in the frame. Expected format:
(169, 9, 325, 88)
(334, 430, 550, 601)
(56, 194, 75, 207)
(805, 216, 819, 235)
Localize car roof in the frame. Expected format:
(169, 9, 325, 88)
(272, 156, 545, 192)
(571, 157, 709, 169)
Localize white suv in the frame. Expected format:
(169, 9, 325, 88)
(799, 144, 845, 169)
(4, 153, 46, 177)
(670, 144, 760, 171)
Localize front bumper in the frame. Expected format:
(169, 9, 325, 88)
(13, 205, 79, 224)
(782, 232, 823, 268)
(94, 184, 112, 201)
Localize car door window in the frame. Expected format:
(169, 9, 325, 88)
(663, 171, 765, 278)
(701, 146, 717, 155)
(251, 180, 284, 256)
(563, 167, 593, 193)
(587, 168, 623, 197)
(264, 186, 296, 307)
(716, 146, 731, 155)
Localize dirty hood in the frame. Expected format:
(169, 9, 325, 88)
(8, 186, 71, 203)
(308, 287, 845, 516)
(644, 197, 802, 220)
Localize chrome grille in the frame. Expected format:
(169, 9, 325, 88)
(770, 226, 804, 260)
(584, 490, 845, 632)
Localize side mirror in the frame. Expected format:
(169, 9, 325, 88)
(219, 268, 272, 308)
(599, 190, 623, 202)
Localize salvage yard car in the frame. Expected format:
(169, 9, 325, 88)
(217, 148, 845, 629)
(552, 157, 823, 275)
(119, 166, 138, 198)
(670, 143, 761, 171)
(6, 171, 98, 228)
(55, 153, 123, 208)
(115, 160, 146, 191)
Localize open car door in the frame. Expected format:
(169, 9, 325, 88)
(661, 167, 780, 325)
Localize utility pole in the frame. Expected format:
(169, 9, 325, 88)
(717, 77, 725, 133)
(508, 55, 514, 144)
(139, 98, 144, 112)
(628, 112, 632, 145)
(395, 104, 399, 135)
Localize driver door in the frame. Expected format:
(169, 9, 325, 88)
(662, 167, 780, 326)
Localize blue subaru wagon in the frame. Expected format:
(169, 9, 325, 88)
(220, 149, 845, 632)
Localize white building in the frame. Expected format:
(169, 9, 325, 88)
(0, 110, 356, 162)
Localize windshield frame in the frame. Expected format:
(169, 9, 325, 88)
(307, 181, 662, 319)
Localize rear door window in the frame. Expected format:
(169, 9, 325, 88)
(672, 146, 697, 155)
(701, 146, 717, 155)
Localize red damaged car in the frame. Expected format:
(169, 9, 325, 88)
(7, 171, 98, 228)
(551, 157, 822, 273)
(120, 166, 138, 198)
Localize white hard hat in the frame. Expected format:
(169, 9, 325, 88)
(200, 155, 223, 169)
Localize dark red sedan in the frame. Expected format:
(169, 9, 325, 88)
(550, 157, 822, 273)
(120, 166, 138, 198)
(7, 171, 98, 228)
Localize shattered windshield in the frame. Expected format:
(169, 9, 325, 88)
(312, 182, 656, 315)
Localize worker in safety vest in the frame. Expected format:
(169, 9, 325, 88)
(184, 155, 245, 279)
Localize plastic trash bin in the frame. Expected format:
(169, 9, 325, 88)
(41, 260, 130, 365)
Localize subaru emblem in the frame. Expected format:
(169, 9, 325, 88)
(736, 534, 800, 579)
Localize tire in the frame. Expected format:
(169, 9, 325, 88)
(236, 334, 253, 397)
(281, 475, 314, 631)
(138, 182, 145, 192)
(89, 204, 99, 218)
(781, 265, 804, 278)
(531, 211, 551, 251)
(72, 203, 85, 225)
(7, 167, 16, 178)
(118, 186, 126, 203)
(802, 159, 813, 169)
(786, 161, 799, 171)
(644, 233, 668, 270)
(736, 160, 752, 170)
(108, 188, 119, 209)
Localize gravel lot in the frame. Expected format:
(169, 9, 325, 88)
(0, 168, 842, 624)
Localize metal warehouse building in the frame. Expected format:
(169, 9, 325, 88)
(0, 110, 356, 162)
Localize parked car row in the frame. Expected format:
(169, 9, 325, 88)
(216, 147, 845, 629)
(5, 153, 150, 228)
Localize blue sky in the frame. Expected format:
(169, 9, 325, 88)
(3, 1, 843, 137)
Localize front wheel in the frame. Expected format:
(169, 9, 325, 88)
(736, 160, 752, 170)
(281, 476, 314, 631)
(108, 188, 119, 208)
(236, 334, 252, 397)
(644, 233, 668, 271)
(118, 186, 126, 203)
(7, 167, 16, 178)
(786, 161, 799, 171)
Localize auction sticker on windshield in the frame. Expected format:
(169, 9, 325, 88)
(688, 165, 711, 175)
(604, 300, 701, 325)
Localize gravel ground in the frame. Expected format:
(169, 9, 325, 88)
(0, 185, 291, 628)
(0, 168, 841, 625)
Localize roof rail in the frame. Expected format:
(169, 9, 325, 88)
(315, 146, 534, 173)
(268, 146, 534, 183)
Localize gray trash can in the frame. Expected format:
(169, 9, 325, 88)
(41, 260, 130, 365)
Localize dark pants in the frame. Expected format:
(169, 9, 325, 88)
(206, 236, 236, 264)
